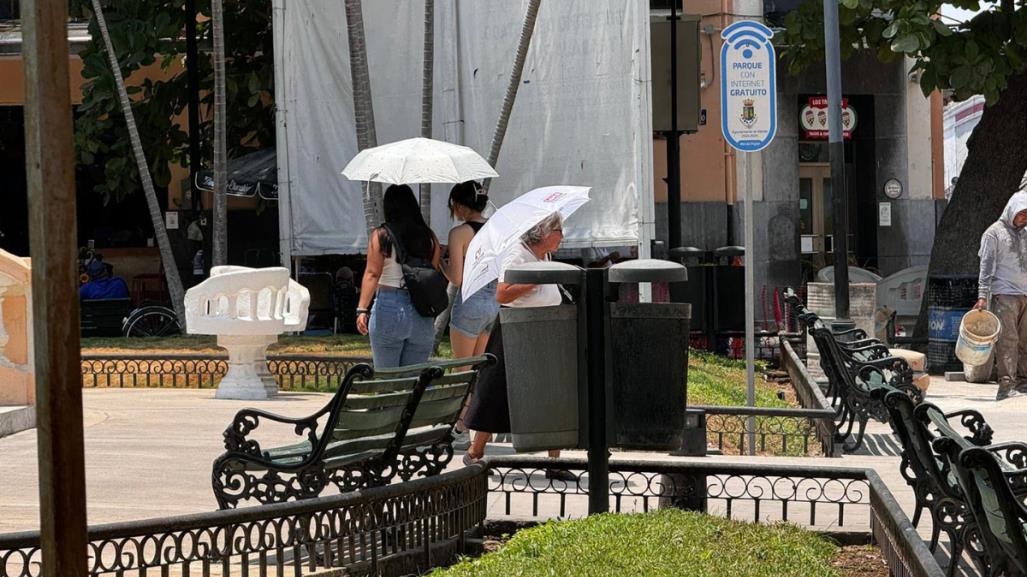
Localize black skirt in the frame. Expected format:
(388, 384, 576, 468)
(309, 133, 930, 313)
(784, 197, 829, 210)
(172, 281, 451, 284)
(463, 316, 510, 434)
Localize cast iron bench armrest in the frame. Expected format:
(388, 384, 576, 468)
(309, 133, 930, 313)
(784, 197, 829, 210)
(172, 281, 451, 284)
(222, 408, 322, 458)
(941, 409, 994, 446)
(982, 441, 1027, 470)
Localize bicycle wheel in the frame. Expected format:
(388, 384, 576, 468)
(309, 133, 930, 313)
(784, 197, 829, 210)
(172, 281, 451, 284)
(122, 306, 181, 337)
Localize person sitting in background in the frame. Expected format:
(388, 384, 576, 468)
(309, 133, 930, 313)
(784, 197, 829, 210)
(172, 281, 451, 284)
(79, 259, 129, 300)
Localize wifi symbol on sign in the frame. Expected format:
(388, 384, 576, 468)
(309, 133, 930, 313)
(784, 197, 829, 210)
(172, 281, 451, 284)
(721, 20, 775, 51)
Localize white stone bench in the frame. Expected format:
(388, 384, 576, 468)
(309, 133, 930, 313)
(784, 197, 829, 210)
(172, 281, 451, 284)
(185, 266, 310, 400)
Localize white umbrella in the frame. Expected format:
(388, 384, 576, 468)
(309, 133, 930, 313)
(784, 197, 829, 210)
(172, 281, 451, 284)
(461, 186, 591, 302)
(341, 137, 499, 184)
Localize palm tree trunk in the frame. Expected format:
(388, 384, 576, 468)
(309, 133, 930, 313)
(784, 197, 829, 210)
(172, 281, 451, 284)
(344, 0, 383, 235)
(90, 0, 187, 328)
(483, 0, 542, 193)
(211, 0, 228, 266)
(419, 0, 434, 223)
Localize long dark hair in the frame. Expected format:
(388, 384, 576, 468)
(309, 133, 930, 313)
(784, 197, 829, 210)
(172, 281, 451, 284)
(379, 184, 435, 260)
(448, 181, 488, 216)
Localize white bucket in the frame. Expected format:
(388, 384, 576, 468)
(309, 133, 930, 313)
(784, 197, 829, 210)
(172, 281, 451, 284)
(955, 310, 1002, 366)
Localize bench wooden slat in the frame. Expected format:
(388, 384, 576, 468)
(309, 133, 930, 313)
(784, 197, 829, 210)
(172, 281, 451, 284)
(343, 390, 420, 411)
(349, 376, 422, 395)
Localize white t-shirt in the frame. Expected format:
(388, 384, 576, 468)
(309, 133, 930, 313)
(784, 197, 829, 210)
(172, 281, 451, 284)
(499, 243, 562, 308)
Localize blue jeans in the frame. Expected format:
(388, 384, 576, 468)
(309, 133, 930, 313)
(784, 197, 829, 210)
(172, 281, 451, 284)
(369, 288, 435, 368)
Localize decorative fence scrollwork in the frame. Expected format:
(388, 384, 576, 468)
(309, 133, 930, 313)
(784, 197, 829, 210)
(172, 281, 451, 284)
(81, 353, 371, 391)
(0, 459, 943, 577)
(485, 457, 943, 577)
(0, 466, 487, 577)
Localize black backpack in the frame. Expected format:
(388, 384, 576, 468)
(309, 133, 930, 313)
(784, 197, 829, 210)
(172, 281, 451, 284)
(383, 225, 449, 317)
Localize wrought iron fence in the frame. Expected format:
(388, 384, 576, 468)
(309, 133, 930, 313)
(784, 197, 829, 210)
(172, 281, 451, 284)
(485, 457, 944, 577)
(697, 405, 835, 457)
(0, 459, 943, 577)
(80, 353, 371, 390)
(0, 466, 487, 577)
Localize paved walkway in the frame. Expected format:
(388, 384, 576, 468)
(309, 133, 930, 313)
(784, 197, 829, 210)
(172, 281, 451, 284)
(0, 377, 1024, 551)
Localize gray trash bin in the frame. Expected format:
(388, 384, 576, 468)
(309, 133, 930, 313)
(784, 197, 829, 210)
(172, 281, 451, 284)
(501, 262, 584, 453)
(607, 259, 690, 451)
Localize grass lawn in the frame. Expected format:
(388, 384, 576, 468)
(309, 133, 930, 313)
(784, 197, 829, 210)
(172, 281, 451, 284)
(687, 350, 785, 408)
(82, 336, 778, 407)
(82, 334, 453, 358)
(431, 509, 845, 577)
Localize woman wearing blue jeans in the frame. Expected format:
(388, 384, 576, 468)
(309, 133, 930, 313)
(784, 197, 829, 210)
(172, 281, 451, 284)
(356, 185, 442, 368)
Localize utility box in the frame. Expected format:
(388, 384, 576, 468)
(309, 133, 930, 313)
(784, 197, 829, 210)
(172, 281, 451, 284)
(650, 12, 702, 133)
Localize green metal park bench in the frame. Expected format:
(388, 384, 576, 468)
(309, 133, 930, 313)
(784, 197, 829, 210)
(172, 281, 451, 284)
(211, 355, 494, 509)
(786, 289, 920, 452)
(932, 420, 1027, 576)
(871, 382, 993, 576)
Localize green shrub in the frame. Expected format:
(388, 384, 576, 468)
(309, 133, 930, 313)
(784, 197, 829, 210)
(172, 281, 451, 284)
(432, 509, 839, 577)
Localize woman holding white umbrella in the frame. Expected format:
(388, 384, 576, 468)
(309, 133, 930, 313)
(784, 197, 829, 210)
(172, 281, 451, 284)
(462, 211, 576, 481)
(356, 185, 442, 367)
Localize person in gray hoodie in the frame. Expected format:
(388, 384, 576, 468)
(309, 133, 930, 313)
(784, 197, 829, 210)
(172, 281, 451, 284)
(974, 191, 1027, 400)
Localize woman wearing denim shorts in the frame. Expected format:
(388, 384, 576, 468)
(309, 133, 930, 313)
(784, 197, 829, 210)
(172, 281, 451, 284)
(445, 182, 500, 358)
(443, 182, 500, 437)
(356, 185, 442, 368)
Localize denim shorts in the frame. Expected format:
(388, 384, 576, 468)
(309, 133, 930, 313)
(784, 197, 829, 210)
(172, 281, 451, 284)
(450, 281, 499, 338)
(369, 288, 435, 368)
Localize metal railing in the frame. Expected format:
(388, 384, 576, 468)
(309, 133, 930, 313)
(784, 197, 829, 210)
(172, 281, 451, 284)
(697, 405, 836, 457)
(0, 458, 943, 577)
(80, 353, 371, 390)
(486, 456, 944, 577)
(0, 466, 487, 577)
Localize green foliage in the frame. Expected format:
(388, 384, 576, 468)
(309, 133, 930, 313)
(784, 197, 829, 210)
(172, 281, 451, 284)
(781, 0, 1025, 104)
(71, 0, 274, 204)
(687, 350, 783, 407)
(431, 509, 840, 577)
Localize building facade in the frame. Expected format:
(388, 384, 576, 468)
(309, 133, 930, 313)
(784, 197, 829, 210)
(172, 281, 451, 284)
(652, 0, 945, 324)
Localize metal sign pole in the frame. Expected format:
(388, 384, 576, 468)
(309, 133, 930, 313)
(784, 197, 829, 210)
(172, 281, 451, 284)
(744, 153, 756, 455)
(718, 21, 776, 457)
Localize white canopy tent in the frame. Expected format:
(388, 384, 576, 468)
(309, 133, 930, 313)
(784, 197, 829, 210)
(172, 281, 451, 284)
(272, 0, 655, 260)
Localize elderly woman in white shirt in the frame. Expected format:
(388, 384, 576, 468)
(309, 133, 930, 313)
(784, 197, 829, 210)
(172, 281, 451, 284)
(462, 212, 574, 480)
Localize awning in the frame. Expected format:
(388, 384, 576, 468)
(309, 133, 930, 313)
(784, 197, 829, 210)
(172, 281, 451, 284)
(195, 148, 278, 201)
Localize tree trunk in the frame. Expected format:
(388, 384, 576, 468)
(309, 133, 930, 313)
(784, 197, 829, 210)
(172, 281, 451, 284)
(211, 0, 228, 266)
(913, 72, 1027, 345)
(419, 0, 435, 224)
(90, 0, 188, 329)
(483, 0, 542, 193)
(344, 0, 383, 235)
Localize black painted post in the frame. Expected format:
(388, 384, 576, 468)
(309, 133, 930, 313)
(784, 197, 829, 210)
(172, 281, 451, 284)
(185, 0, 200, 209)
(823, 0, 851, 325)
(666, 3, 682, 249)
(585, 267, 609, 515)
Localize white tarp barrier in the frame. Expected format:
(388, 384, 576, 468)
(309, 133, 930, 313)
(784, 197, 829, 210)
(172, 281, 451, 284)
(274, 0, 653, 256)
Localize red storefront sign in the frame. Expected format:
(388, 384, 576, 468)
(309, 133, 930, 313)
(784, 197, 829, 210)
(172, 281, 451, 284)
(800, 96, 857, 139)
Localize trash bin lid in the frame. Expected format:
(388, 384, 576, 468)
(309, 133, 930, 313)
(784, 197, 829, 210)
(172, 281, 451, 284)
(608, 259, 687, 284)
(504, 261, 583, 285)
(713, 246, 745, 258)
(669, 247, 705, 260)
